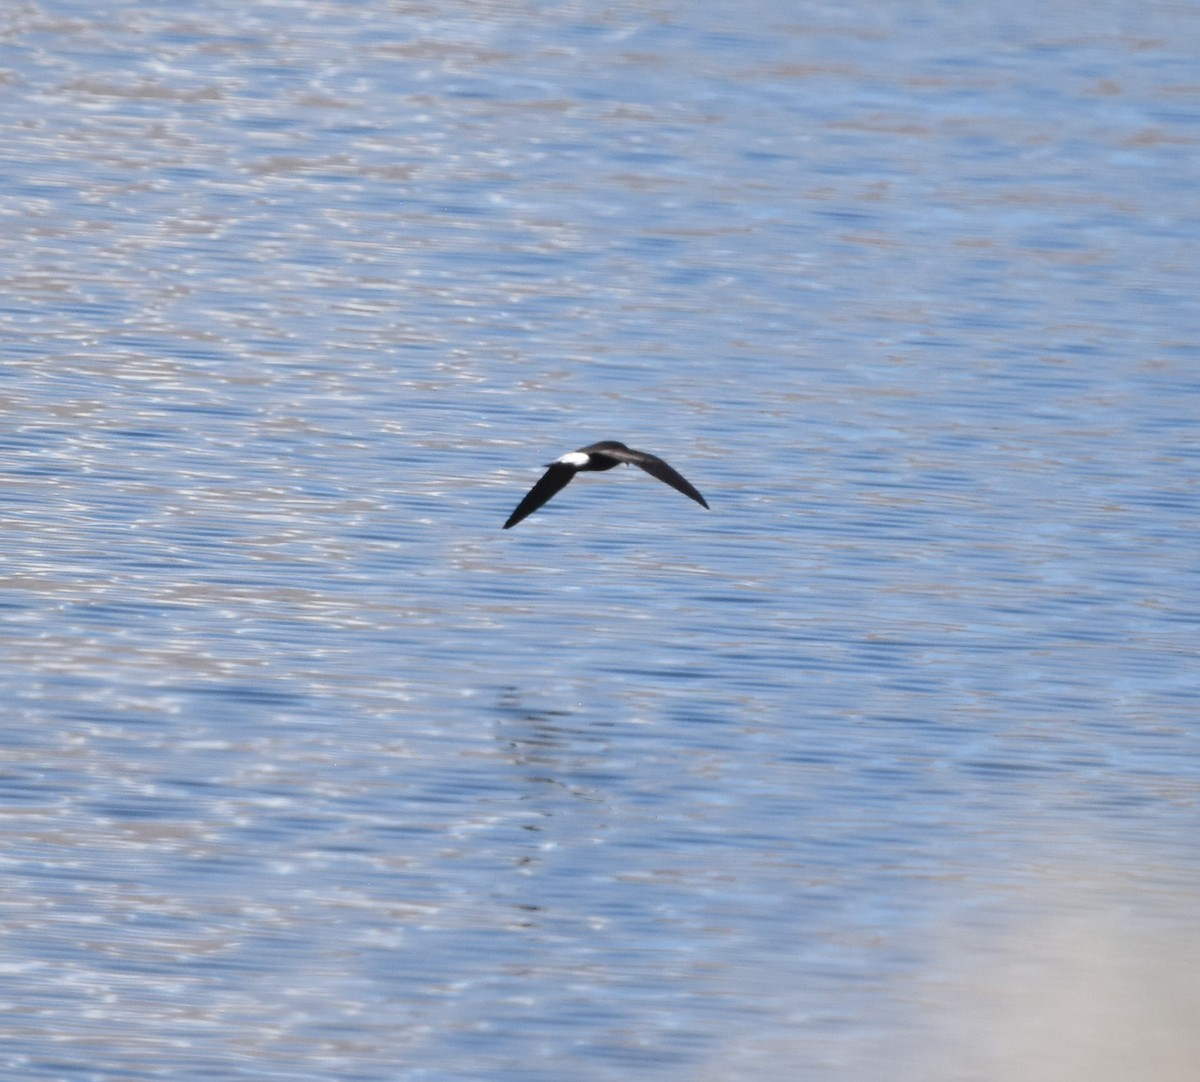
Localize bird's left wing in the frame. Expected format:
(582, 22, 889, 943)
(503, 463, 577, 529)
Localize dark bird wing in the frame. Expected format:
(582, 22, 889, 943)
(602, 446, 709, 509)
(503, 463, 577, 529)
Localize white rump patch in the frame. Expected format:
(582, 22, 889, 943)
(557, 451, 590, 467)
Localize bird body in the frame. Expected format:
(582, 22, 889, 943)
(503, 440, 708, 529)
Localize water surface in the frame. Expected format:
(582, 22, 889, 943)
(2, 2, 1199, 1079)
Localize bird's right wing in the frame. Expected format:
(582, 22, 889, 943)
(605, 447, 709, 509)
(503, 463, 576, 529)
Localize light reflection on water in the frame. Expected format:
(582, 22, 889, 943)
(3, 0, 1200, 1079)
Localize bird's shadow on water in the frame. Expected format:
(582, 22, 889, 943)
(491, 686, 616, 801)
(483, 688, 626, 915)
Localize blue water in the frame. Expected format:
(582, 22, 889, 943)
(2, 2, 1199, 1080)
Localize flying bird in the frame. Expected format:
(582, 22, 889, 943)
(503, 440, 709, 529)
